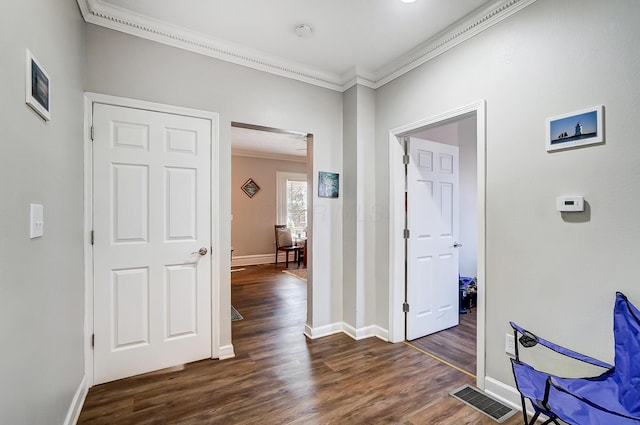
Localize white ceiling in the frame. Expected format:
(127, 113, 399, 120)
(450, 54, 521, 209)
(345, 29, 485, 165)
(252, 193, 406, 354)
(77, 0, 534, 157)
(78, 0, 532, 90)
(231, 126, 308, 161)
(94, 0, 491, 79)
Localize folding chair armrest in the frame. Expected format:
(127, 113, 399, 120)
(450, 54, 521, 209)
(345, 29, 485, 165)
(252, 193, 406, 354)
(510, 322, 613, 369)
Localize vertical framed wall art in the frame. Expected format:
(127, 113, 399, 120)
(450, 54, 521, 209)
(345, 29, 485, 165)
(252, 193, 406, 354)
(318, 171, 339, 198)
(25, 49, 51, 121)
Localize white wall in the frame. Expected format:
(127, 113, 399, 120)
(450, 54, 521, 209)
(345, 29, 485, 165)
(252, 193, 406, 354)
(85, 24, 344, 338)
(0, 0, 86, 423)
(376, 0, 640, 390)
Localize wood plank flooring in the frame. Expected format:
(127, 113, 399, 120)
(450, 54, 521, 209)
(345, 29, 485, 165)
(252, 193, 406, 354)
(78, 264, 522, 424)
(408, 309, 477, 376)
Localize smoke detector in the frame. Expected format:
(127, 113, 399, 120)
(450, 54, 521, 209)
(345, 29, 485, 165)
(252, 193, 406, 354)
(295, 24, 313, 38)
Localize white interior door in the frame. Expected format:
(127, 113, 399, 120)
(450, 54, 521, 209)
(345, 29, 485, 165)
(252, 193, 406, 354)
(93, 103, 212, 384)
(406, 137, 459, 340)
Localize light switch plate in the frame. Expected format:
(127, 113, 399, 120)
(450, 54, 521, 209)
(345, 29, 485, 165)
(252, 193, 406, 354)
(30, 203, 44, 238)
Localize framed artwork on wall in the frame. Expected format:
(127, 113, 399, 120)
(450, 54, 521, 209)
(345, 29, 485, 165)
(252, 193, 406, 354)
(25, 49, 51, 121)
(546, 105, 603, 152)
(241, 178, 260, 198)
(318, 171, 339, 198)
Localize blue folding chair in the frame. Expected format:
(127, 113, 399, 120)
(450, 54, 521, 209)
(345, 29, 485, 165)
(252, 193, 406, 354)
(510, 292, 640, 425)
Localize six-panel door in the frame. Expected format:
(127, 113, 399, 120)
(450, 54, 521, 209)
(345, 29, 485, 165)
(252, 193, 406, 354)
(406, 137, 460, 340)
(92, 104, 212, 384)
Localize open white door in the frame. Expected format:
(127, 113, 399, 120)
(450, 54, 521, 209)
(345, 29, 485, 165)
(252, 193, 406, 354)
(92, 103, 212, 384)
(406, 137, 460, 340)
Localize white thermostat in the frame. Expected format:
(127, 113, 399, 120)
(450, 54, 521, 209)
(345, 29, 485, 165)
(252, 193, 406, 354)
(556, 196, 584, 212)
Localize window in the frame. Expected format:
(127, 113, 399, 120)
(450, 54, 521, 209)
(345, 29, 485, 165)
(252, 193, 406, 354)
(276, 172, 307, 237)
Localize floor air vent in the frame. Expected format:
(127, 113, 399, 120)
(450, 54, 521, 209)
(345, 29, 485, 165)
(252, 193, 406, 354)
(449, 385, 517, 423)
(231, 306, 243, 321)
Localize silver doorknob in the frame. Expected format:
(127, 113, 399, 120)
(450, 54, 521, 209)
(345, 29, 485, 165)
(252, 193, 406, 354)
(453, 242, 462, 248)
(192, 247, 208, 256)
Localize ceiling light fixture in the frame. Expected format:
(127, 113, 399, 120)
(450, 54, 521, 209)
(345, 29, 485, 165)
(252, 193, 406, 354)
(401, 0, 416, 3)
(295, 24, 313, 38)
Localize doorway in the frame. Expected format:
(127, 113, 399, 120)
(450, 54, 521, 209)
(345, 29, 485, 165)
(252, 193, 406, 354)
(229, 122, 312, 340)
(405, 137, 461, 341)
(388, 101, 486, 388)
(230, 122, 310, 268)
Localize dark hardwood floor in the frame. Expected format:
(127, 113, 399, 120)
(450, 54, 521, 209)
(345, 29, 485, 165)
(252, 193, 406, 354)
(408, 308, 477, 376)
(78, 264, 521, 424)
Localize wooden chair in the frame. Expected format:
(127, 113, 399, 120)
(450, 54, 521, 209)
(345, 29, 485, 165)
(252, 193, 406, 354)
(274, 225, 302, 268)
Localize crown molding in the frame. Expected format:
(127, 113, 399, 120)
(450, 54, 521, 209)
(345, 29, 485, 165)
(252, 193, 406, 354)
(77, 0, 538, 93)
(78, 0, 345, 91)
(373, 0, 538, 88)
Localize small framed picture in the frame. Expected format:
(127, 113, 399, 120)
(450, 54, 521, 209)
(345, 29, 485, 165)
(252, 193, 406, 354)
(241, 178, 260, 198)
(318, 171, 339, 198)
(546, 105, 603, 152)
(25, 49, 51, 121)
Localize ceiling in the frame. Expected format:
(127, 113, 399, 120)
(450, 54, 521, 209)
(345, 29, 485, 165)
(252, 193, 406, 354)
(78, 0, 533, 91)
(77, 0, 533, 157)
(231, 125, 308, 161)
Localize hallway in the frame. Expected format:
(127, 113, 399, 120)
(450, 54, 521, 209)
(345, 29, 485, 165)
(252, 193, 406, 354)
(78, 264, 520, 424)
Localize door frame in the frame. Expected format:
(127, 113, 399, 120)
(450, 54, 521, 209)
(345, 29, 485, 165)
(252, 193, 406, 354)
(83, 92, 222, 386)
(388, 100, 486, 389)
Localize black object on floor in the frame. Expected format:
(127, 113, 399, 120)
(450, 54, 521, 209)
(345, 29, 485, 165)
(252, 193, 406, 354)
(450, 385, 517, 423)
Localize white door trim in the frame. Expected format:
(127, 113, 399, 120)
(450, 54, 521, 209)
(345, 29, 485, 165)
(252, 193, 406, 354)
(83, 92, 222, 386)
(387, 100, 486, 389)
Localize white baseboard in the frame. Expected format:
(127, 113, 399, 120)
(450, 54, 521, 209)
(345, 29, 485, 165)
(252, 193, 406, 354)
(305, 322, 389, 342)
(484, 376, 547, 420)
(64, 374, 89, 425)
(218, 344, 235, 360)
(304, 322, 343, 339)
(231, 252, 300, 267)
(231, 254, 275, 267)
(483, 376, 522, 409)
(343, 323, 389, 341)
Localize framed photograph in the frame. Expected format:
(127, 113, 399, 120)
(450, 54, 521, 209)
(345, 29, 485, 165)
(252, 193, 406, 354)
(546, 105, 603, 152)
(25, 49, 51, 121)
(318, 171, 339, 198)
(241, 178, 260, 198)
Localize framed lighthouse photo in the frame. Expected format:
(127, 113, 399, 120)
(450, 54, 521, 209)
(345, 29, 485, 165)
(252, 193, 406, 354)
(546, 105, 603, 152)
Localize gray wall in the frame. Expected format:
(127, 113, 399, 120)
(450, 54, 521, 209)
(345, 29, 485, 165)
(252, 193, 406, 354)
(0, 0, 85, 423)
(376, 0, 640, 388)
(85, 24, 344, 335)
(343, 84, 377, 333)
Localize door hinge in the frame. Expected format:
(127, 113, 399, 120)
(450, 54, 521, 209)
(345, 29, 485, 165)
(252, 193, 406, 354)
(90, 230, 94, 245)
(402, 154, 410, 165)
(403, 302, 410, 313)
(91, 334, 95, 349)
(90, 126, 94, 141)
(403, 229, 410, 239)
